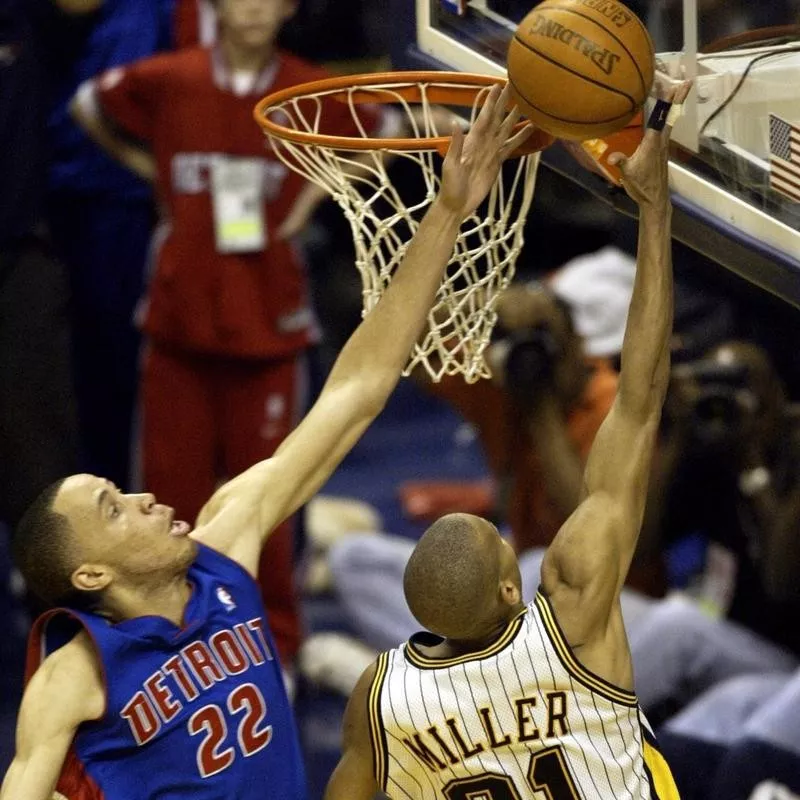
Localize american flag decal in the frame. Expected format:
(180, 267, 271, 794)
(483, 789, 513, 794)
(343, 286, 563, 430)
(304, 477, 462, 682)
(769, 114, 800, 202)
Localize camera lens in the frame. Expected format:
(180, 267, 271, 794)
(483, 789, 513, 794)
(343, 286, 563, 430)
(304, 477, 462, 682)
(504, 325, 560, 400)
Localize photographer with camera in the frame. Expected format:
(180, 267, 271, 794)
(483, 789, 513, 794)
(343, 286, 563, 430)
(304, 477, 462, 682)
(625, 340, 800, 798)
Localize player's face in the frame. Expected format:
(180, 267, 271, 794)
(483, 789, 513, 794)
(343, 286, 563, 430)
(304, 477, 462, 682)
(55, 474, 197, 590)
(217, 0, 297, 51)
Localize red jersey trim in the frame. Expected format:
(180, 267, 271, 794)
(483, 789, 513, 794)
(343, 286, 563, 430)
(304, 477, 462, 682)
(25, 609, 107, 694)
(54, 747, 106, 800)
(25, 610, 109, 799)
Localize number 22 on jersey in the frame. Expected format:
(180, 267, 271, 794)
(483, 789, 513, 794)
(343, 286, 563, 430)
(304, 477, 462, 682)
(188, 682, 272, 777)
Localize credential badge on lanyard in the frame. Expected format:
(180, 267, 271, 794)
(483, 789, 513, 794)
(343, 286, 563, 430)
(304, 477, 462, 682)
(210, 155, 267, 254)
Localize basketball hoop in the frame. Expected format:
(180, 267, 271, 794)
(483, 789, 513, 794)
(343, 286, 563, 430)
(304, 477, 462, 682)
(254, 71, 554, 383)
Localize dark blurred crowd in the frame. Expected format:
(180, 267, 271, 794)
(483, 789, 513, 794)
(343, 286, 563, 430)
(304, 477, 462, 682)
(2, 1, 800, 798)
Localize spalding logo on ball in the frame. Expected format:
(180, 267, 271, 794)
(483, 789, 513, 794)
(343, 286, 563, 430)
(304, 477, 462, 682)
(507, 0, 655, 140)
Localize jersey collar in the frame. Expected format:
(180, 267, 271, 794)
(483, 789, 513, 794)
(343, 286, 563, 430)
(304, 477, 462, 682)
(404, 607, 528, 670)
(210, 45, 280, 96)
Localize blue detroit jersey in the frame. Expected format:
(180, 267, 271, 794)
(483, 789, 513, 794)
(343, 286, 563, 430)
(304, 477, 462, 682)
(30, 544, 306, 799)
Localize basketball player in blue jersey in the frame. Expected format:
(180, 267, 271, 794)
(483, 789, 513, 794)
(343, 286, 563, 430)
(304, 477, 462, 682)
(0, 85, 534, 800)
(326, 79, 693, 800)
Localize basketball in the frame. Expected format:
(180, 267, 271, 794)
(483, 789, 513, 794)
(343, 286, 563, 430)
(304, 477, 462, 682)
(507, 0, 655, 140)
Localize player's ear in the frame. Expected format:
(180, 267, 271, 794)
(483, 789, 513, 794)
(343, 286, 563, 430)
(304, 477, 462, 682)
(71, 563, 113, 594)
(498, 578, 521, 608)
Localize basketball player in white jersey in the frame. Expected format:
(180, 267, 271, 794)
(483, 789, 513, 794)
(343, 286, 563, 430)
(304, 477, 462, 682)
(325, 79, 693, 800)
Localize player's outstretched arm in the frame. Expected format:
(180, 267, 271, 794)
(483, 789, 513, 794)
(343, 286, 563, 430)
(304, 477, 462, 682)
(194, 86, 533, 575)
(539, 82, 692, 663)
(324, 662, 380, 800)
(1, 634, 104, 800)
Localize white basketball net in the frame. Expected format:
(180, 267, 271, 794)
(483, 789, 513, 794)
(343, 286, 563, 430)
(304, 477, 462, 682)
(259, 77, 541, 383)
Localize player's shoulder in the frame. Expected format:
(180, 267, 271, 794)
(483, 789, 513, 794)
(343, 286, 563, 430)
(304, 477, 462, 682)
(356, 657, 381, 691)
(26, 631, 105, 726)
(117, 46, 209, 83)
(35, 630, 104, 696)
(343, 657, 382, 737)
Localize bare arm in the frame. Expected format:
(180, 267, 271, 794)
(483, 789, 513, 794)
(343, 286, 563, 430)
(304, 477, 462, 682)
(193, 86, 534, 575)
(69, 82, 156, 182)
(324, 662, 379, 800)
(540, 82, 692, 659)
(1, 634, 104, 800)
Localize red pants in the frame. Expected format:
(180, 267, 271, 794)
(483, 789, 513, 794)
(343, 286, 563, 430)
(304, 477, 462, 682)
(141, 341, 307, 664)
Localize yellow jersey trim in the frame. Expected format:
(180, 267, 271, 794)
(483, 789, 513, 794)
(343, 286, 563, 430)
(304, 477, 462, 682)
(368, 651, 390, 790)
(534, 592, 638, 707)
(403, 608, 528, 669)
(643, 739, 681, 799)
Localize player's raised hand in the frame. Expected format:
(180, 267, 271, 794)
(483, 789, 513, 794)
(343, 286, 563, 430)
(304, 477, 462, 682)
(438, 83, 533, 219)
(609, 79, 693, 209)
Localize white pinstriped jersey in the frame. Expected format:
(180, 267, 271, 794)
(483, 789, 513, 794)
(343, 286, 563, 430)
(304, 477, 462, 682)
(368, 592, 679, 800)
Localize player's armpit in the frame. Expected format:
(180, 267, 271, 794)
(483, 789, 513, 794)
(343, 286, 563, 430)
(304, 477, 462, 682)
(324, 661, 381, 800)
(1, 634, 104, 800)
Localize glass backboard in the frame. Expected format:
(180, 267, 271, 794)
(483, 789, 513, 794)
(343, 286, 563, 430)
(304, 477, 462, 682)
(410, 0, 800, 298)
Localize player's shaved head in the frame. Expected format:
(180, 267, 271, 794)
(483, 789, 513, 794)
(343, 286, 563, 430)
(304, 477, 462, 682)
(404, 513, 513, 640)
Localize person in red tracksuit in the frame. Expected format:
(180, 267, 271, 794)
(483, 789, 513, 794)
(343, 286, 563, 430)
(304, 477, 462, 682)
(70, 0, 381, 675)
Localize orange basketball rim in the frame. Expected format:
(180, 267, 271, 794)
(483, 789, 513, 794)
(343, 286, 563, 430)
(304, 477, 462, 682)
(252, 71, 553, 384)
(253, 70, 554, 155)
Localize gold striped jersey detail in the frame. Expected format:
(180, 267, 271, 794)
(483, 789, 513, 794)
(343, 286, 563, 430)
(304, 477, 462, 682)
(403, 608, 528, 669)
(643, 740, 681, 799)
(534, 591, 638, 707)
(367, 650, 390, 790)
(640, 713, 681, 799)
